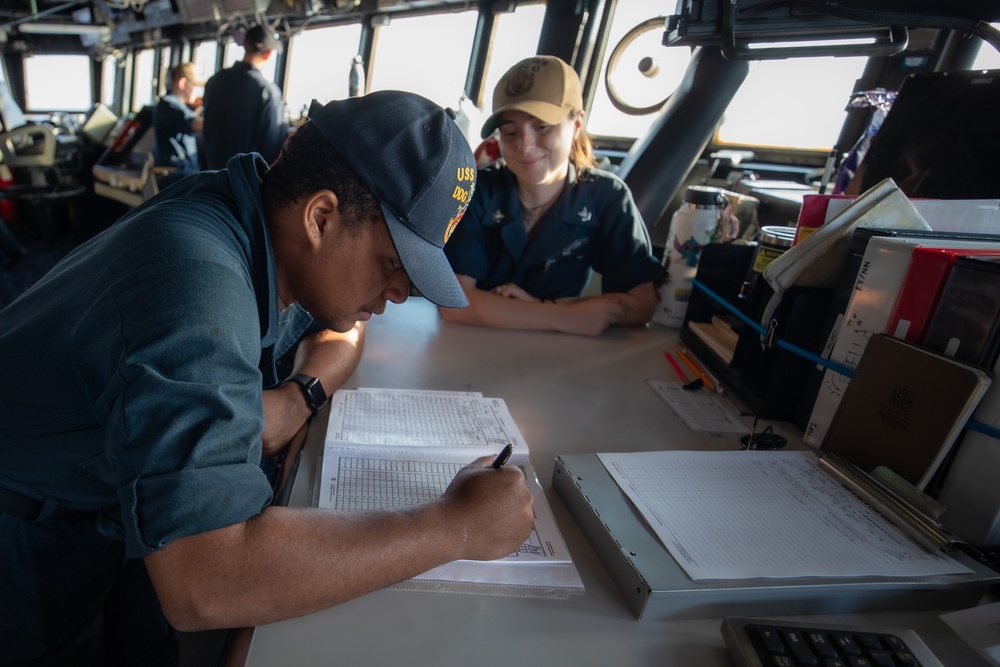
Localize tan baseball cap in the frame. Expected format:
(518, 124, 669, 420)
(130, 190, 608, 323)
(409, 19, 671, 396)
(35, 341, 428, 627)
(480, 56, 583, 139)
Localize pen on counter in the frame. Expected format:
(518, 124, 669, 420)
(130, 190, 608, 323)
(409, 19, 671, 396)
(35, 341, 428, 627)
(492, 443, 513, 469)
(677, 347, 722, 394)
(664, 351, 689, 383)
(665, 351, 703, 390)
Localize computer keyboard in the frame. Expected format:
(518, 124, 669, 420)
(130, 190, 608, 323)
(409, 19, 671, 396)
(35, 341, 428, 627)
(721, 616, 945, 666)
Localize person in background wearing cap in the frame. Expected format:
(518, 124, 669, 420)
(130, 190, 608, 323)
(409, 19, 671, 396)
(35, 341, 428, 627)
(441, 56, 663, 336)
(0, 90, 533, 664)
(202, 23, 290, 170)
(153, 62, 205, 188)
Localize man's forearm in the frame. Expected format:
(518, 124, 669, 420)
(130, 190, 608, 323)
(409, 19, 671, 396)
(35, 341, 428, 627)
(144, 460, 533, 631)
(261, 324, 366, 456)
(145, 503, 462, 631)
(293, 323, 366, 391)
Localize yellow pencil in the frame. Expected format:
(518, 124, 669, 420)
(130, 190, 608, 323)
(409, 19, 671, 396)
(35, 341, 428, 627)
(677, 348, 722, 394)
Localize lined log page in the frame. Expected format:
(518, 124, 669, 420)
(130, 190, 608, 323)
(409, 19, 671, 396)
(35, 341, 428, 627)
(597, 450, 971, 580)
(315, 388, 582, 592)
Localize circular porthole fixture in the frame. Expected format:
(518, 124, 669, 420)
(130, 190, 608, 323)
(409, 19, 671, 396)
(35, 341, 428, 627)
(605, 17, 688, 116)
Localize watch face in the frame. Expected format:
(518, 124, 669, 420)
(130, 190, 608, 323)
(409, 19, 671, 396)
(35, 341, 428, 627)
(292, 374, 327, 412)
(305, 381, 325, 408)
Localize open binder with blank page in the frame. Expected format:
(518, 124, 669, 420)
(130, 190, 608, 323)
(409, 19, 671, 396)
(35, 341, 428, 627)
(598, 450, 969, 581)
(553, 449, 999, 620)
(316, 387, 583, 598)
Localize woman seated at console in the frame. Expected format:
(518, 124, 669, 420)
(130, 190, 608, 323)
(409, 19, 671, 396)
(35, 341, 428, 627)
(441, 56, 663, 336)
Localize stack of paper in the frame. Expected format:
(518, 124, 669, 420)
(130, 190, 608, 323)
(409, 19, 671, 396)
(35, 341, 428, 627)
(317, 387, 583, 595)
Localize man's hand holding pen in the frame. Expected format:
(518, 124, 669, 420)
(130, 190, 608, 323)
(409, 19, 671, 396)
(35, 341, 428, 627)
(491, 443, 513, 468)
(439, 446, 534, 561)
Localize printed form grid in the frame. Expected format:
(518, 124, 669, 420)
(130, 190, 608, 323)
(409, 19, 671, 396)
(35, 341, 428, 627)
(340, 393, 512, 446)
(329, 457, 552, 558)
(333, 457, 463, 511)
(612, 456, 925, 569)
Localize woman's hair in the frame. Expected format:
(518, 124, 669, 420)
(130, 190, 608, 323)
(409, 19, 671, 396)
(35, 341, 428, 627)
(569, 114, 599, 170)
(261, 121, 382, 232)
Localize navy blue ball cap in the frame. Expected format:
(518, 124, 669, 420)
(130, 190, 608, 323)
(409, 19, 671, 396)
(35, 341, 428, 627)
(245, 24, 283, 54)
(306, 92, 475, 309)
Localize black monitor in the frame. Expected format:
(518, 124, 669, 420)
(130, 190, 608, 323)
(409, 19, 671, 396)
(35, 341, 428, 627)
(845, 69, 1000, 200)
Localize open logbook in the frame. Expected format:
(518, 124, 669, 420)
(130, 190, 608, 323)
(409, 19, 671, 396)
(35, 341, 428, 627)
(316, 387, 582, 597)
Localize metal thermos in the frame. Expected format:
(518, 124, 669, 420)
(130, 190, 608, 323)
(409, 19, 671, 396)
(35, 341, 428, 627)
(653, 185, 726, 327)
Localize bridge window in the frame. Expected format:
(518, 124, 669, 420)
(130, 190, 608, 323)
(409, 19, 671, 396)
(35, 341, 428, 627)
(285, 22, 363, 121)
(101, 56, 117, 108)
(192, 40, 219, 85)
(480, 3, 546, 111)
(587, 6, 691, 140)
(715, 55, 869, 150)
(159, 46, 173, 98)
(369, 10, 478, 110)
(23, 55, 92, 112)
(132, 48, 155, 112)
(131, 46, 174, 112)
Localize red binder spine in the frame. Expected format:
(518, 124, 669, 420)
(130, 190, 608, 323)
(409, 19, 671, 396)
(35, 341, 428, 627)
(887, 248, 956, 342)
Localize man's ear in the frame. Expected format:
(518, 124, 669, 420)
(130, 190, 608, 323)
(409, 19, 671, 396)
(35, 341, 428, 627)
(302, 190, 339, 248)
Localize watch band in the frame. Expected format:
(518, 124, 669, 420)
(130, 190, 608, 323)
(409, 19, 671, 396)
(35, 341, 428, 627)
(285, 373, 328, 414)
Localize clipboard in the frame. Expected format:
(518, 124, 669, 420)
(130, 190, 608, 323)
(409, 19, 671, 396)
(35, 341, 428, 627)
(552, 453, 999, 621)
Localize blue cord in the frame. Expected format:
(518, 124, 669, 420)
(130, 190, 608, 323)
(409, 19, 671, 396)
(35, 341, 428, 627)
(691, 278, 855, 377)
(966, 420, 1000, 441)
(690, 278, 998, 442)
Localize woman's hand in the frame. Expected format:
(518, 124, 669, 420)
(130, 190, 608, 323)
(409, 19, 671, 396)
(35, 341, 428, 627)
(490, 282, 537, 302)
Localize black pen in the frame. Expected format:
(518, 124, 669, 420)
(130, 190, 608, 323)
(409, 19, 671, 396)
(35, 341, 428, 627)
(491, 443, 513, 469)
